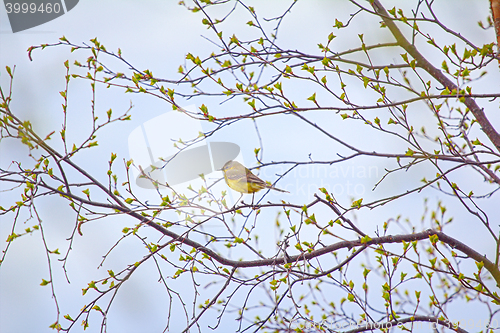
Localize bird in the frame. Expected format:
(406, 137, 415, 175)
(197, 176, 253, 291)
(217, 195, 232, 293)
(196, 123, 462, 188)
(220, 160, 289, 197)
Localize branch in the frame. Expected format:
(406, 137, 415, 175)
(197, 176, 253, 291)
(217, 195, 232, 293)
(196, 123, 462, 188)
(181, 267, 236, 333)
(370, 0, 500, 152)
(491, 0, 500, 67)
(136, 208, 500, 287)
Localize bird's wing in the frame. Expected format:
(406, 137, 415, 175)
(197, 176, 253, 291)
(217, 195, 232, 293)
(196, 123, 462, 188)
(245, 169, 267, 186)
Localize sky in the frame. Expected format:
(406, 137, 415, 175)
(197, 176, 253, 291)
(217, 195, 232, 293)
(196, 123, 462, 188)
(1, 1, 499, 332)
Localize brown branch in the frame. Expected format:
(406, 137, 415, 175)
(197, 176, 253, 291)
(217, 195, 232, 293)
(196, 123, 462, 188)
(136, 209, 500, 287)
(10, 173, 497, 286)
(492, 0, 500, 67)
(370, 0, 500, 152)
(181, 267, 235, 333)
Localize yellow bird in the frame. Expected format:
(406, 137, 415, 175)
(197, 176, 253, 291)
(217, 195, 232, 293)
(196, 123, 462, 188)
(221, 160, 289, 194)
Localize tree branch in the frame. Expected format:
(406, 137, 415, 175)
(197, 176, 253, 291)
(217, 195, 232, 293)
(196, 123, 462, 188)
(139, 210, 500, 287)
(491, 0, 500, 67)
(370, 0, 500, 152)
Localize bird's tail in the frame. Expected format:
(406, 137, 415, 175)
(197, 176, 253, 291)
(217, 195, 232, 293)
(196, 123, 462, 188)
(268, 185, 289, 193)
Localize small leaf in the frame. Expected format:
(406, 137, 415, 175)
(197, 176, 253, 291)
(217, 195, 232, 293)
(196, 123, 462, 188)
(360, 235, 372, 244)
(307, 93, 316, 102)
(40, 279, 51, 286)
(351, 198, 363, 209)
